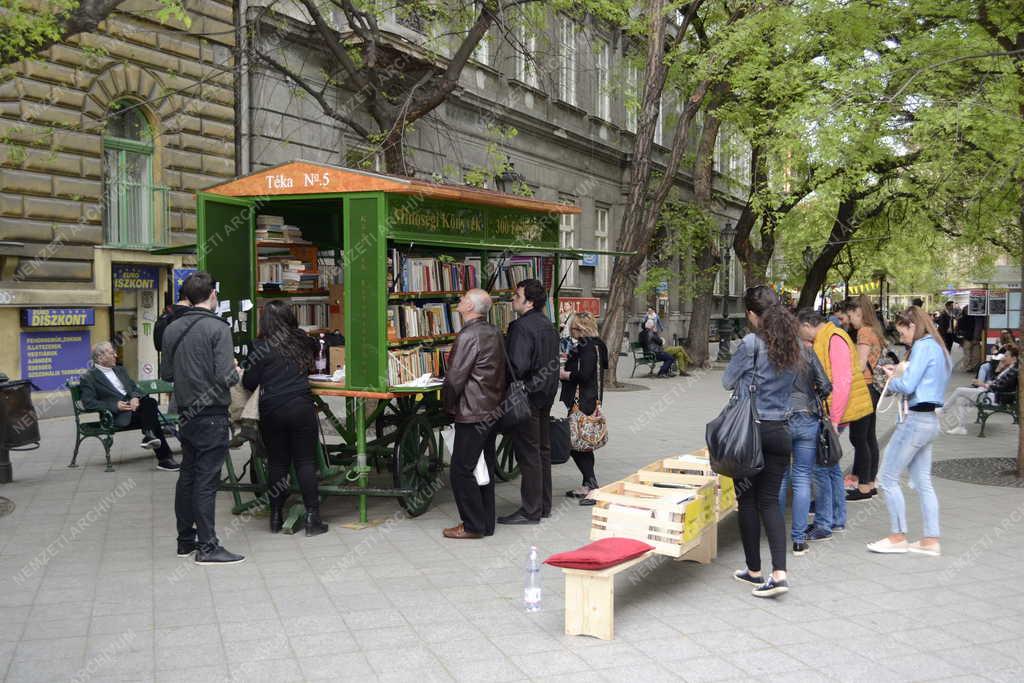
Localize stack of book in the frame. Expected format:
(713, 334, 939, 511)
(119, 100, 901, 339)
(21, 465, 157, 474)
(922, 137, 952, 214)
(388, 345, 453, 385)
(258, 258, 318, 291)
(317, 250, 343, 289)
(488, 301, 515, 333)
(288, 302, 329, 330)
(486, 255, 548, 289)
(388, 302, 457, 339)
(389, 251, 481, 292)
(255, 215, 312, 244)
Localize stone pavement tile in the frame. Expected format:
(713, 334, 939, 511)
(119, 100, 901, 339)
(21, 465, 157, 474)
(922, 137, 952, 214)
(329, 590, 395, 612)
(629, 634, 712, 662)
(386, 588, 453, 608)
(286, 629, 363, 658)
(214, 597, 280, 624)
(508, 649, 590, 678)
(270, 596, 338, 619)
(732, 647, 806, 677)
(223, 633, 295, 665)
(378, 667, 455, 682)
(935, 645, 1022, 674)
(364, 644, 440, 673)
(280, 613, 349, 637)
(297, 653, 375, 681)
(485, 629, 563, 655)
(85, 649, 155, 678)
(341, 607, 408, 630)
(569, 641, 650, 670)
(687, 629, 773, 656)
(658, 612, 734, 635)
(85, 629, 153, 658)
(93, 596, 155, 617)
(615, 618, 682, 642)
(227, 658, 306, 683)
(155, 606, 217, 629)
(883, 652, 967, 680)
(398, 602, 466, 625)
(891, 625, 968, 652)
(594, 662, 682, 683)
(21, 615, 91, 640)
(154, 664, 229, 683)
(981, 638, 1024, 666)
(89, 611, 154, 635)
(5, 654, 86, 682)
(217, 618, 284, 644)
(352, 625, 422, 651)
(441, 654, 527, 682)
(411, 618, 489, 644)
(763, 669, 831, 683)
(466, 611, 543, 638)
(776, 643, 859, 669)
(153, 625, 225, 670)
(0, 640, 15, 674)
(14, 635, 86, 662)
(428, 635, 503, 663)
(661, 654, 746, 682)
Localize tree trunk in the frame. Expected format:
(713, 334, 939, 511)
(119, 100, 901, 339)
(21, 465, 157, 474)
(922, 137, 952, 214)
(685, 114, 722, 367)
(797, 197, 858, 310)
(1018, 178, 1023, 477)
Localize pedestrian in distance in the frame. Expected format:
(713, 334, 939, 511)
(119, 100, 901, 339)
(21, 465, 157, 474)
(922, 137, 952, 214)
(498, 279, 560, 525)
(725, 285, 801, 598)
(558, 312, 608, 505)
(242, 299, 327, 537)
(797, 309, 873, 537)
(778, 343, 832, 557)
(868, 306, 952, 556)
(943, 346, 1018, 435)
(977, 332, 1016, 383)
(936, 300, 956, 352)
(640, 319, 680, 377)
(442, 289, 506, 539)
(153, 295, 192, 352)
(847, 295, 885, 502)
(160, 271, 245, 565)
(80, 341, 179, 471)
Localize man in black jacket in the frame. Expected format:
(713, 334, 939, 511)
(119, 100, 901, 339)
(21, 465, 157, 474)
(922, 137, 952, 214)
(943, 347, 1019, 435)
(936, 301, 956, 352)
(79, 341, 178, 471)
(442, 289, 506, 539)
(498, 279, 560, 525)
(153, 295, 191, 352)
(640, 320, 676, 377)
(160, 271, 244, 565)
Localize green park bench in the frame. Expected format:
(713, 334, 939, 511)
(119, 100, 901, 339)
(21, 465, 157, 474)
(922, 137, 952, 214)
(67, 378, 179, 472)
(975, 390, 1019, 438)
(630, 342, 660, 377)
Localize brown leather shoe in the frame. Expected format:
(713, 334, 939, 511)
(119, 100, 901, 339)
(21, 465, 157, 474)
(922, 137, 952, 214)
(443, 524, 483, 539)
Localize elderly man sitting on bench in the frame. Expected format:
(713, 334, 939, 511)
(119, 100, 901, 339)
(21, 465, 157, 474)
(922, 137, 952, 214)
(79, 341, 179, 471)
(942, 346, 1019, 436)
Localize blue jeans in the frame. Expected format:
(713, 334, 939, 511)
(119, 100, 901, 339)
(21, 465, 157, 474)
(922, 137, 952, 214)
(878, 411, 941, 537)
(779, 413, 819, 542)
(813, 461, 846, 531)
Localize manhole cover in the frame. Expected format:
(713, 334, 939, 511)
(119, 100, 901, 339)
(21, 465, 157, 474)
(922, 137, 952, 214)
(0, 497, 14, 517)
(932, 458, 1024, 488)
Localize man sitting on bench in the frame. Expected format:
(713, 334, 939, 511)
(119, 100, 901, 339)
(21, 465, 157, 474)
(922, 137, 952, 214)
(640, 320, 687, 378)
(80, 341, 180, 471)
(942, 345, 1018, 436)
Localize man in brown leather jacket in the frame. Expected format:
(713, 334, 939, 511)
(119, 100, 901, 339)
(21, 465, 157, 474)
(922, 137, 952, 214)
(442, 289, 507, 539)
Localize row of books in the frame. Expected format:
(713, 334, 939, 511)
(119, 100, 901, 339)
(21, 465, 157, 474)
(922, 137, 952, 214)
(254, 301, 329, 331)
(389, 252, 483, 293)
(258, 257, 319, 291)
(387, 345, 452, 385)
(388, 303, 459, 339)
(318, 250, 343, 288)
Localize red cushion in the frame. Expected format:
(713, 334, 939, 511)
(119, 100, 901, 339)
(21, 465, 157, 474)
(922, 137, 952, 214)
(544, 538, 654, 570)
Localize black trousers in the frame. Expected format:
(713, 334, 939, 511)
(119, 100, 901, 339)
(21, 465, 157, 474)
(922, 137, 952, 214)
(512, 405, 552, 520)
(450, 422, 497, 535)
(127, 396, 171, 458)
(654, 351, 674, 375)
(176, 413, 230, 550)
(570, 451, 597, 486)
(736, 420, 791, 573)
(850, 385, 881, 485)
(259, 398, 321, 510)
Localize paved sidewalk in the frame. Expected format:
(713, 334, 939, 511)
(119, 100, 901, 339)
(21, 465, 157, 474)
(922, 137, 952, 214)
(1, 360, 1022, 682)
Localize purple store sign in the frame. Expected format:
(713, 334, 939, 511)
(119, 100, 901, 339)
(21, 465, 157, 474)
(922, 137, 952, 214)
(20, 331, 91, 391)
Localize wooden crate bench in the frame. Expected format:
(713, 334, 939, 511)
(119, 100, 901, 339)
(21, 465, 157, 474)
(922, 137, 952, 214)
(638, 452, 737, 521)
(589, 475, 715, 558)
(562, 550, 655, 640)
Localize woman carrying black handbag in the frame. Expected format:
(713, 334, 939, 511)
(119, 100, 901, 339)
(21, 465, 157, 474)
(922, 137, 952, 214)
(722, 286, 802, 598)
(558, 313, 608, 506)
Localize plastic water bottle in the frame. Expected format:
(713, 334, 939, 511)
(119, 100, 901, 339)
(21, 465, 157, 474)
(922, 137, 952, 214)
(315, 334, 327, 373)
(524, 546, 542, 612)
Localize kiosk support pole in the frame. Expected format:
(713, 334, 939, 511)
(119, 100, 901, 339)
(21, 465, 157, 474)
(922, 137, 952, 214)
(355, 397, 369, 523)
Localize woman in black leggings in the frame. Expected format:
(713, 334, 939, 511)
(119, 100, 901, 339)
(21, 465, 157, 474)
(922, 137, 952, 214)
(722, 286, 801, 598)
(242, 299, 327, 536)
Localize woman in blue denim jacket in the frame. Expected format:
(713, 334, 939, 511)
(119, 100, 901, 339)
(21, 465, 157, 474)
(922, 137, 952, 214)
(868, 306, 951, 556)
(723, 286, 802, 598)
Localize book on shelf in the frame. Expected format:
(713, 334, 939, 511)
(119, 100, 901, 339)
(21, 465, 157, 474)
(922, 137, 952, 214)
(317, 250, 343, 289)
(388, 302, 457, 339)
(389, 251, 481, 293)
(258, 253, 318, 292)
(255, 215, 313, 245)
(388, 344, 452, 385)
(255, 301, 328, 331)
(488, 301, 515, 333)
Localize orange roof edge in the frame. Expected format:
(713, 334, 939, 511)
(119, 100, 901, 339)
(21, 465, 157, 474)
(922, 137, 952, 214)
(202, 160, 581, 214)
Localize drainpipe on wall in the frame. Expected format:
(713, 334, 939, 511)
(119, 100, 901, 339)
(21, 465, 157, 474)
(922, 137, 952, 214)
(236, 0, 251, 176)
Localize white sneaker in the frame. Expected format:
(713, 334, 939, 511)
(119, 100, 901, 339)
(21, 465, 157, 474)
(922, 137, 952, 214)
(944, 426, 968, 436)
(908, 541, 941, 556)
(867, 537, 909, 554)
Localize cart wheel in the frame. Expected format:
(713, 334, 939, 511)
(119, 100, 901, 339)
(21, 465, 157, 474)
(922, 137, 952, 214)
(494, 432, 519, 481)
(393, 414, 441, 516)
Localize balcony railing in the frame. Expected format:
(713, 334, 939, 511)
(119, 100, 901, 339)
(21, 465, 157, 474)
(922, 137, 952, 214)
(104, 181, 171, 249)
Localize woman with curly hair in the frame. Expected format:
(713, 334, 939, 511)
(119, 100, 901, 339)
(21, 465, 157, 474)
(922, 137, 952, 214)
(242, 299, 327, 536)
(723, 285, 802, 598)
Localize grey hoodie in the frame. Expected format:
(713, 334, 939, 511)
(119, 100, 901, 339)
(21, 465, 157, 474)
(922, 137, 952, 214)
(159, 308, 239, 419)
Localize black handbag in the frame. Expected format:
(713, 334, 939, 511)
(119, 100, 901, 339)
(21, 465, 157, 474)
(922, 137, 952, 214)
(549, 417, 571, 464)
(816, 402, 843, 466)
(705, 342, 764, 479)
(496, 344, 531, 432)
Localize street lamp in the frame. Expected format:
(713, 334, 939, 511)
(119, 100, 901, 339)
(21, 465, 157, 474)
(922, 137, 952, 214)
(716, 222, 736, 363)
(493, 155, 526, 194)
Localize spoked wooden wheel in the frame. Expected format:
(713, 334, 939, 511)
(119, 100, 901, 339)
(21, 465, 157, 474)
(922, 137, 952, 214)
(393, 414, 441, 516)
(494, 432, 519, 481)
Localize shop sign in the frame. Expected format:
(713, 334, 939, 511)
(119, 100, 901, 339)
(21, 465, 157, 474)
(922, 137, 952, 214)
(559, 297, 601, 318)
(20, 308, 94, 327)
(580, 254, 599, 267)
(20, 331, 91, 391)
(173, 268, 197, 302)
(112, 265, 158, 290)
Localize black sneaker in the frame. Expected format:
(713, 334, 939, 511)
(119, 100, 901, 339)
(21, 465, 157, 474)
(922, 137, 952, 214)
(140, 433, 161, 449)
(176, 540, 196, 557)
(733, 569, 763, 586)
(807, 526, 833, 542)
(793, 542, 809, 556)
(194, 545, 245, 565)
(846, 488, 875, 502)
(156, 458, 180, 472)
(752, 577, 790, 598)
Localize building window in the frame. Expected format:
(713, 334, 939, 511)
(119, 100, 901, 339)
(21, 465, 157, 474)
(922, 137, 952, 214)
(514, 23, 538, 86)
(625, 64, 638, 132)
(595, 207, 610, 288)
(559, 199, 578, 288)
(559, 16, 577, 105)
(595, 39, 610, 120)
(472, 2, 490, 65)
(654, 97, 663, 146)
(103, 100, 165, 247)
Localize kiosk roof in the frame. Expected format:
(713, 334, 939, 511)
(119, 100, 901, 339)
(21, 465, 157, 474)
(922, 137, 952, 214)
(203, 160, 581, 215)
